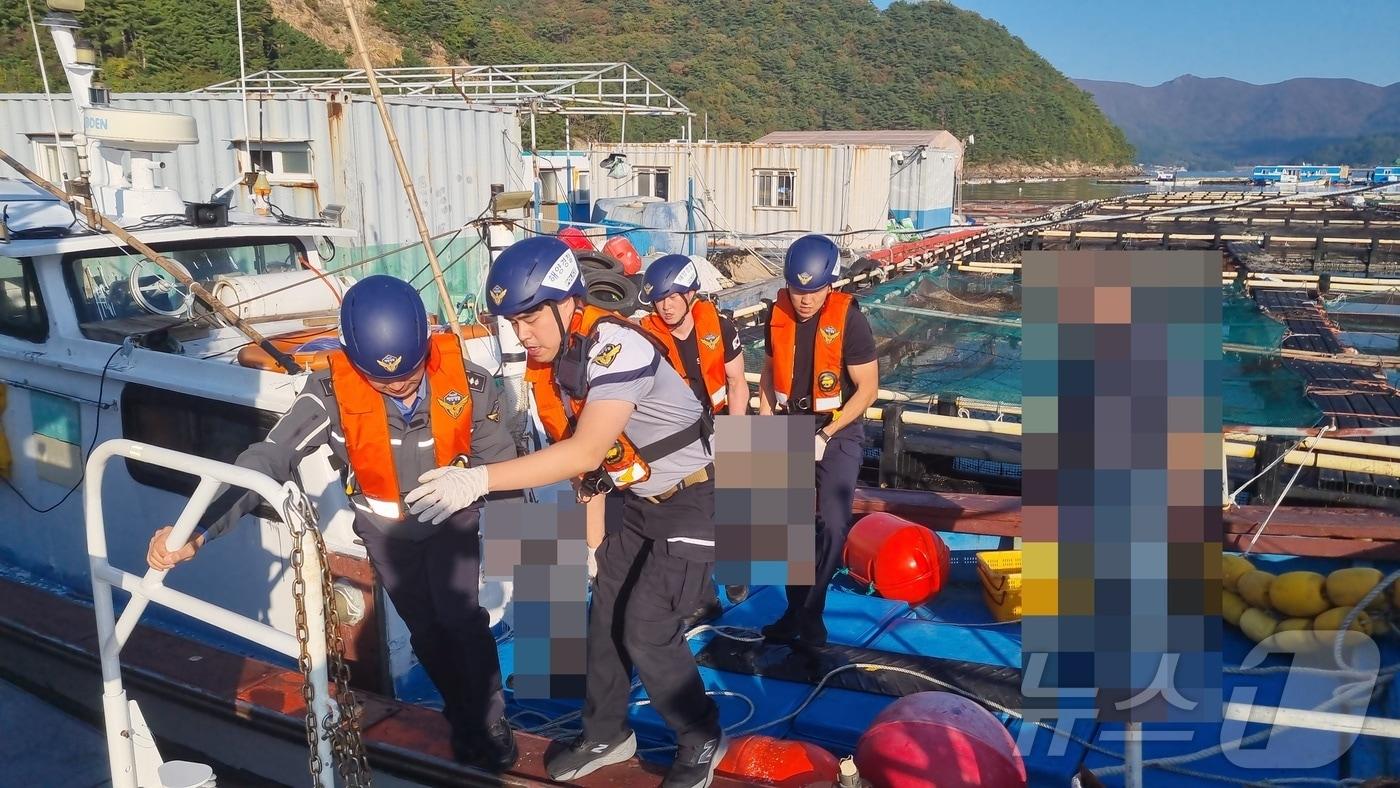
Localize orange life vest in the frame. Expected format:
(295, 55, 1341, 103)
(525, 304, 654, 491)
(769, 289, 854, 414)
(640, 298, 730, 413)
(327, 332, 473, 518)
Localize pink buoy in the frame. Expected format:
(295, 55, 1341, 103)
(854, 691, 1026, 788)
(602, 235, 644, 275)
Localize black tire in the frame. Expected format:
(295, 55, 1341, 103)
(849, 256, 879, 277)
(583, 269, 640, 314)
(576, 250, 625, 275)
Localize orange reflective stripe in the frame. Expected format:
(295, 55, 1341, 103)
(769, 289, 853, 413)
(641, 300, 730, 412)
(328, 332, 473, 516)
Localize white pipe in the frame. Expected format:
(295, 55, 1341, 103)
(84, 440, 334, 787)
(1123, 722, 1143, 788)
(1222, 701, 1400, 739)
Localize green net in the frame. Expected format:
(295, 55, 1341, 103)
(743, 270, 1323, 428)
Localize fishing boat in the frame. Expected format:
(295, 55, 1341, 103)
(6, 5, 1400, 788)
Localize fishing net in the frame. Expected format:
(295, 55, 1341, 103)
(743, 270, 1322, 428)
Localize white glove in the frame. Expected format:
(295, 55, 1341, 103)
(814, 432, 829, 463)
(405, 466, 490, 525)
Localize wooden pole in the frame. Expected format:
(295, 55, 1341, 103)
(339, 0, 462, 335)
(0, 146, 300, 373)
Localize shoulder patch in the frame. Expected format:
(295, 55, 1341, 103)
(593, 342, 622, 368)
(467, 371, 486, 393)
(320, 377, 335, 397)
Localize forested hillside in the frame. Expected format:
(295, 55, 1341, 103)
(1, 0, 1134, 172)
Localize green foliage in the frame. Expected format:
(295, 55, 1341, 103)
(377, 0, 1133, 165)
(1, 0, 1131, 166)
(0, 0, 342, 93)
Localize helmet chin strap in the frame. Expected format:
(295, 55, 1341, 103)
(550, 297, 577, 359)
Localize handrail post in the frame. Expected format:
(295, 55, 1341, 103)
(84, 440, 336, 787)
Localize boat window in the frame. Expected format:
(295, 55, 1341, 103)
(121, 383, 281, 512)
(64, 238, 307, 326)
(0, 255, 48, 343)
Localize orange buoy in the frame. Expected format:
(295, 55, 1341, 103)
(716, 735, 840, 787)
(855, 692, 1026, 788)
(602, 235, 644, 276)
(842, 513, 950, 606)
(558, 226, 595, 252)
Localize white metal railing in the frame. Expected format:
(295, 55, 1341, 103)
(85, 439, 333, 788)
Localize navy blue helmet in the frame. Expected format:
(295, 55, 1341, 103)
(640, 254, 700, 305)
(484, 236, 586, 317)
(783, 234, 841, 292)
(339, 275, 430, 380)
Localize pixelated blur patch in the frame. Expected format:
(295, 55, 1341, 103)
(1020, 251, 1222, 724)
(713, 415, 815, 585)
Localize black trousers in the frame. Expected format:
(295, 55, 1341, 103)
(784, 431, 863, 623)
(582, 480, 720, 747)
(354, 508, 505, 740)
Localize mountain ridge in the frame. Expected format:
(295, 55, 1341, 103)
(1075, 74, 1400, 167)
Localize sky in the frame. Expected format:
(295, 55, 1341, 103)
(874, 1, 1400, 87)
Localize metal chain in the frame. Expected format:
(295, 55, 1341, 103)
(284, 489, 373, 787)
(285, 491, 322, 786)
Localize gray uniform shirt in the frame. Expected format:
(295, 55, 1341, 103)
(197, 359, 517, 542)
(575, 321, 712, 498)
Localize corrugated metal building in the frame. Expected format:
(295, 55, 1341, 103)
(754, 130, 963, 232)
(586, 142, 893, 252)
(0, 92, 529, 316)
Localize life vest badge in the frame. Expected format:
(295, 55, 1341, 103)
(818, 371, 839, 393)
(437, 390, 468, 419)
(376, 354, 403, 373)
(489, 285, 508, 306)
(700, 333, 720, 350)
(605, 441, 625, 464)
(593, 342, 622, 368)
(821, 325, 840, 344)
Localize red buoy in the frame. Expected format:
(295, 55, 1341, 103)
(855, 692, 1026, 788)
(602, 235, 644, 275)
(716, 735, 840, 787)
(557, 226, 595, 252)
(842, 513, 950, 606)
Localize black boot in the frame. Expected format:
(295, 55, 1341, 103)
(761, 610, 801, 644)
(453, 717, 518, 773)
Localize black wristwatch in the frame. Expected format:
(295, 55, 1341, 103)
(816, 430, 831, 444)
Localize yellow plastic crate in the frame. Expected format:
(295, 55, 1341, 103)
(977, 550, 1022, 621)
(981, 586, 1023, 622)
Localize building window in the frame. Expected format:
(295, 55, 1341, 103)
(121, 383, 281, 518)
(636, 167, 670, 200)
(0, 256, 48, 343)
(755, 169, 796, 208)
(236, 141, 314, 183)
(29, 133, 79, 183)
